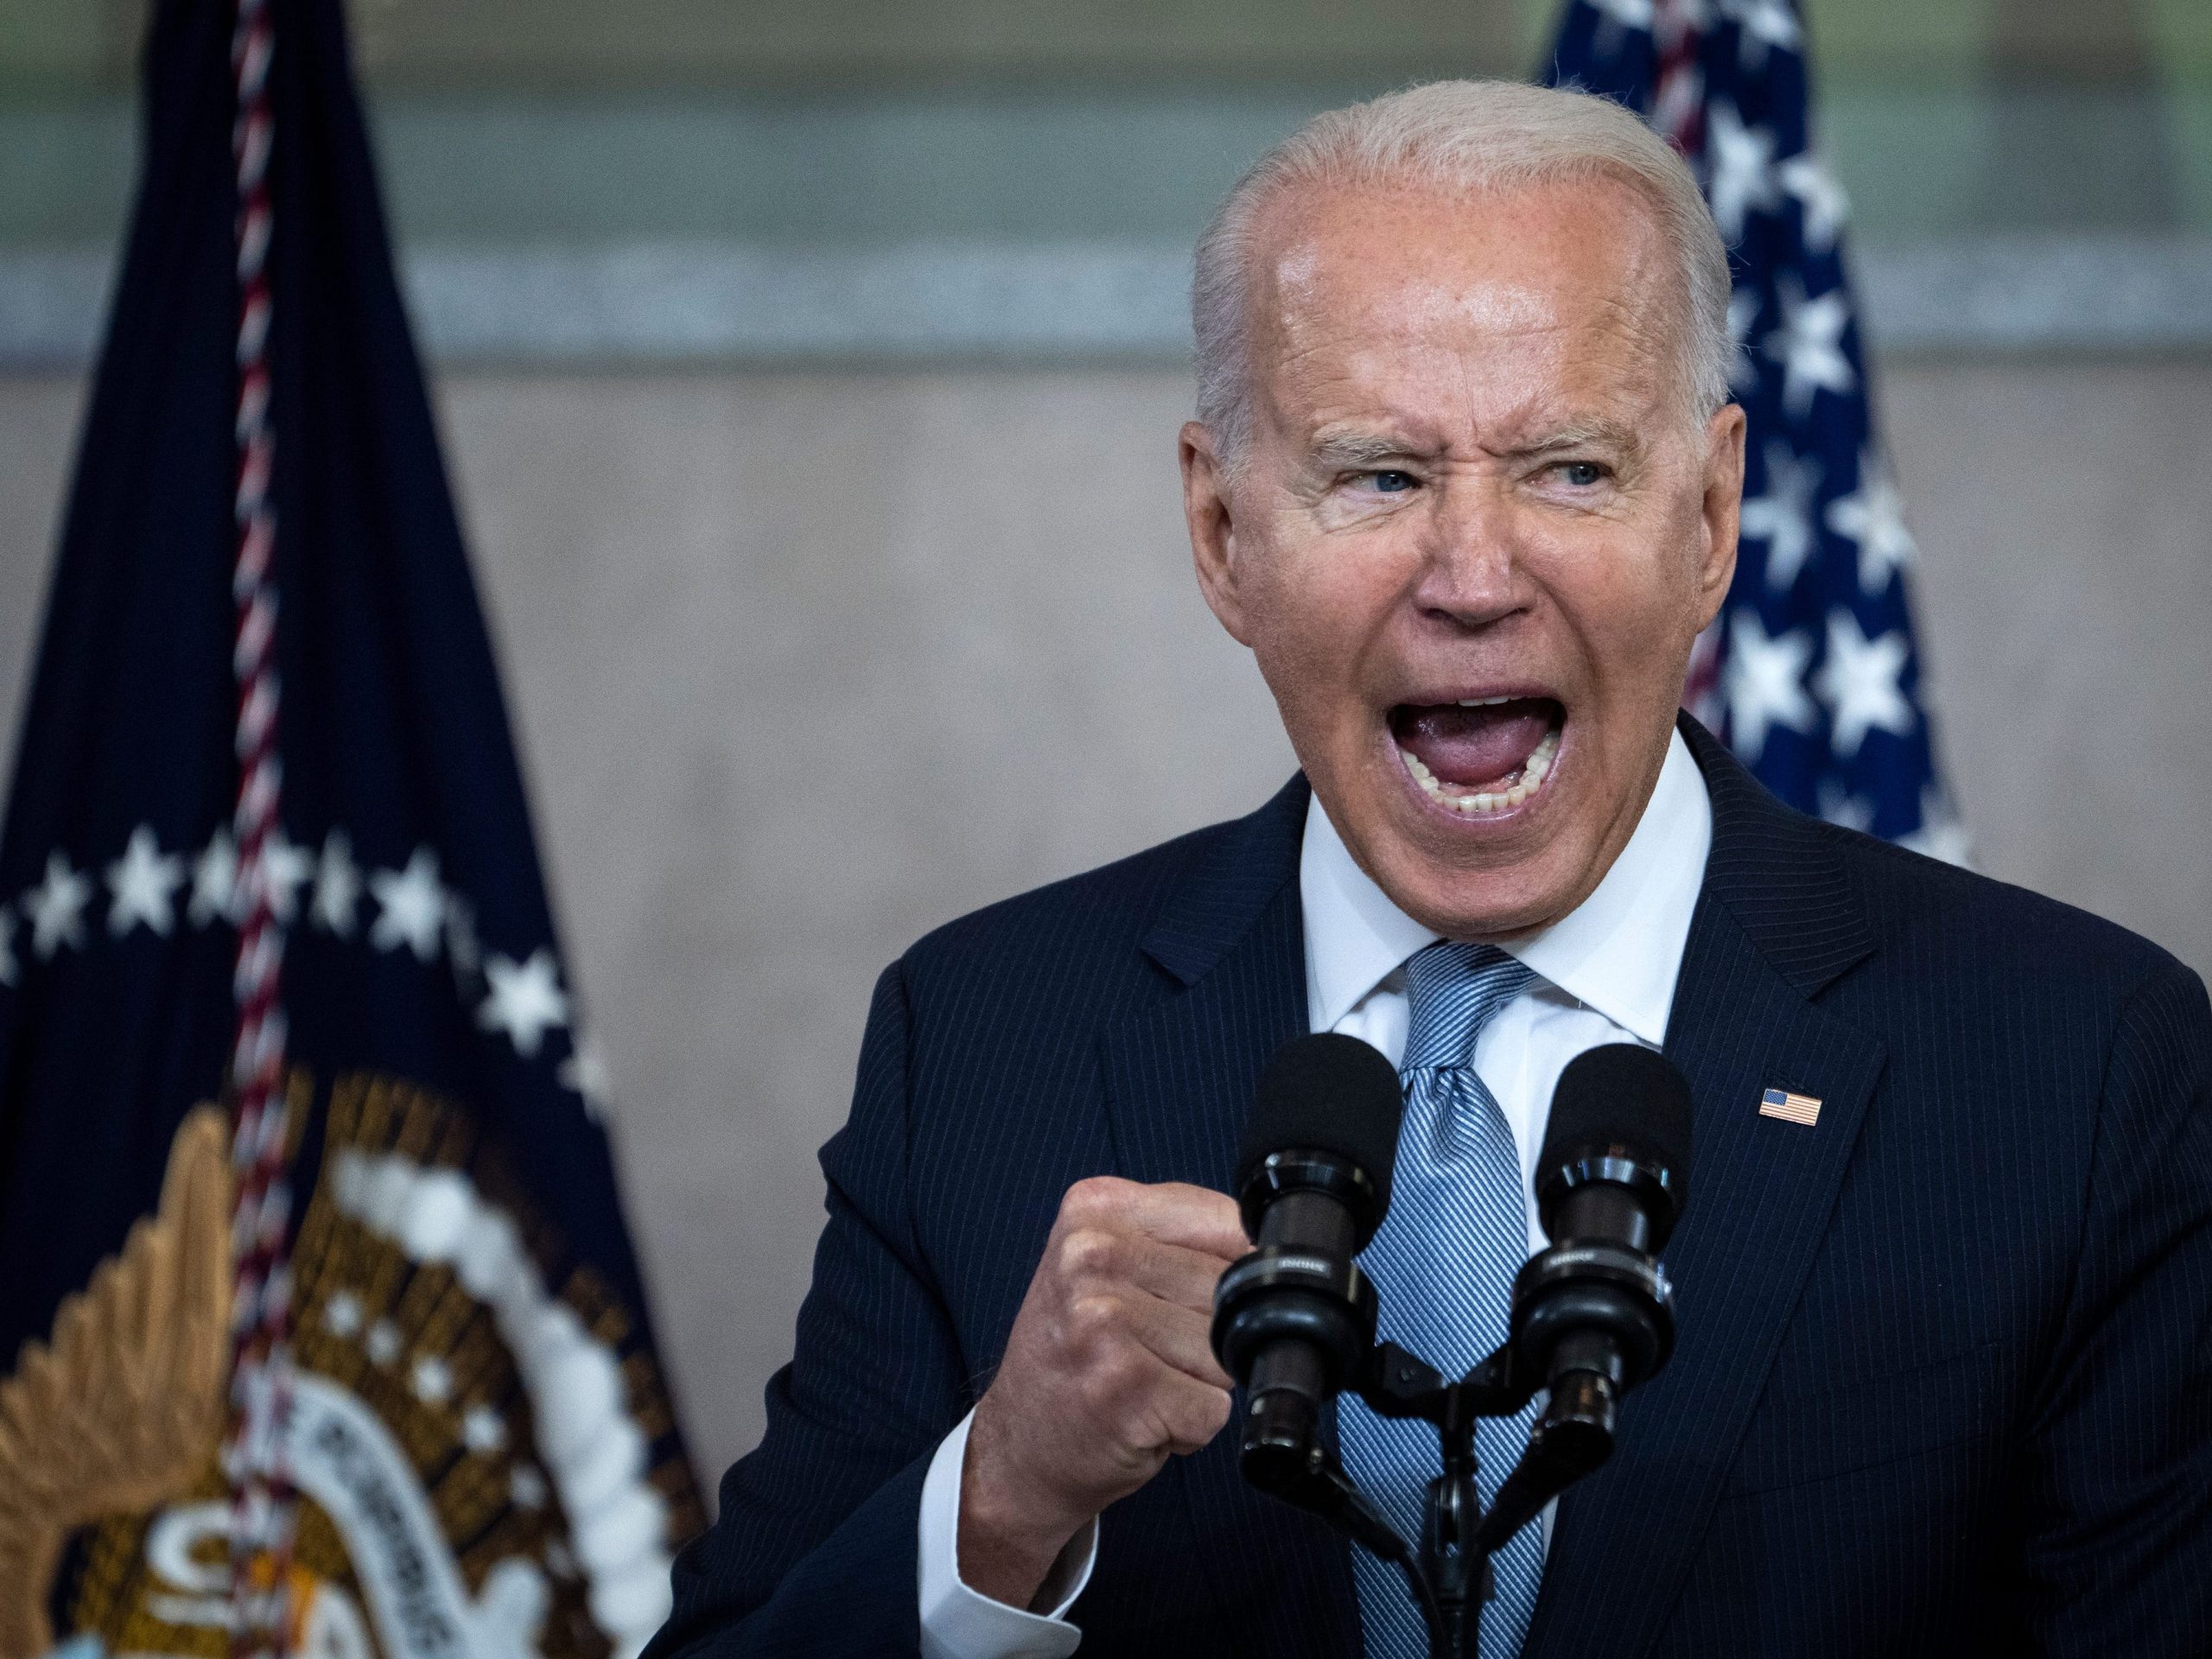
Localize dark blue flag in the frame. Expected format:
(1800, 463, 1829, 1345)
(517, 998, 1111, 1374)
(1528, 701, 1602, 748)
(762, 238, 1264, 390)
(0, 1, 702, 1652)
(1544, 0, 1967, 858)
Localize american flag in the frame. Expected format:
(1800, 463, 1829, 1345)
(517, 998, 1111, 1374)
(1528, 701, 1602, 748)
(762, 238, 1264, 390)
(1545, 0, 1967, 861)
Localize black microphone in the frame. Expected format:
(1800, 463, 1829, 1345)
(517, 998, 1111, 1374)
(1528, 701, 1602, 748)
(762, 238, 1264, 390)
(1509, 1043, 1693, 1466)
(1211, 1033, 1405, 1492)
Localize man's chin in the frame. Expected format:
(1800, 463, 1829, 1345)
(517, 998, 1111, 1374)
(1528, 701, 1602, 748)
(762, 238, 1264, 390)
(1330, 748, 1602, 939)
(1368, 842, 1588, 941)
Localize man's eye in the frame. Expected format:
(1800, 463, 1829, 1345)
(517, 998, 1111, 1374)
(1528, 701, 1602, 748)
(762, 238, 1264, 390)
(1363, 470, 1418, 494)
(1554, 461, 1606, 487)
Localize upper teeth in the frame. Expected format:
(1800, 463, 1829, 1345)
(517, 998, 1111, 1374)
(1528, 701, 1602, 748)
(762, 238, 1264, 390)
(1456, 696, 1514, 707)
(1400, 726, 1560, 816)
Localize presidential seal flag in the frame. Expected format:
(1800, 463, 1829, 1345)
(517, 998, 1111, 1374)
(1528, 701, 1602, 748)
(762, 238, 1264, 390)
(1544, 0, 1967, 857)
(0, 3, 702, 1656)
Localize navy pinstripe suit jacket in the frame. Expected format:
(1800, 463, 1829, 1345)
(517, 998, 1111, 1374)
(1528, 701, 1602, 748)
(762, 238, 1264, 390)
(650, 720, 2212, 1657)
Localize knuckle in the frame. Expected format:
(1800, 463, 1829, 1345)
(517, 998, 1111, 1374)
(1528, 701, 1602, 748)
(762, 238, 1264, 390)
(1077, 1350, 1138, 1419)
(1067, 1291, 1123, 1343)
(1057, 1227, 1120, 1282)
(1062, 1175, 1131, 1226)
(1196, 1387, 1232, 1438)
(1166, 1389, 1231, 1453)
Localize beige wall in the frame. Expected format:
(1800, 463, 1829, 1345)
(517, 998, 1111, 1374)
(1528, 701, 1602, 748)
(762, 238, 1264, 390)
(2, 359, 2208, 1484)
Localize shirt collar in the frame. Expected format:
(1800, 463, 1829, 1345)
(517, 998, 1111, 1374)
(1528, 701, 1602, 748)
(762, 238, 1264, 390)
(1300, 727, 1713, 1046)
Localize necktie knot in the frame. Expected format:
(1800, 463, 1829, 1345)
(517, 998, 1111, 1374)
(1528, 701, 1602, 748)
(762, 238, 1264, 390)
(1401, 941, 1535, 1075)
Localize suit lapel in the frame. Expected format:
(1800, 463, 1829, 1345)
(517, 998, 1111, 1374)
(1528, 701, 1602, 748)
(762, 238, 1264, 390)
(1096, 774, 1364, 1659)
(1525, 721, 1889, 1658)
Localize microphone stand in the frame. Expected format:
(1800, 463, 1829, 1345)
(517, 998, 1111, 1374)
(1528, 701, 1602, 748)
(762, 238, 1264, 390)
(1223, 1073, 1684, 1657)
(1241, 1336, 1618, 1659)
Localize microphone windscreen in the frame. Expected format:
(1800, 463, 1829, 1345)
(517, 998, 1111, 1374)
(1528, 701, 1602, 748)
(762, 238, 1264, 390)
(1236, 1033, 1407, 1219)
(1541, 1043, 1694, 1183)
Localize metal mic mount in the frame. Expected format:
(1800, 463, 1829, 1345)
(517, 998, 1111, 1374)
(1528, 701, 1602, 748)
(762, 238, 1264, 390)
(1224, 1230, 1676, 1659)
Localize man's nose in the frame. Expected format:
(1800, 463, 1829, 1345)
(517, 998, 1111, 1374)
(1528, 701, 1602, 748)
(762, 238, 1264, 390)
(1408, 475, 1529, 630)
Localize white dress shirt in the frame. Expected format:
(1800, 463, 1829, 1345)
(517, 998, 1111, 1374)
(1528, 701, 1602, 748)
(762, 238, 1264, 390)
(918, 730, 1713, 1657)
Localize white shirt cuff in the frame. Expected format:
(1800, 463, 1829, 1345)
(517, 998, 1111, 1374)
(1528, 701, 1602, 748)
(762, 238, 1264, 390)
(918, 1408, 1098, 1659)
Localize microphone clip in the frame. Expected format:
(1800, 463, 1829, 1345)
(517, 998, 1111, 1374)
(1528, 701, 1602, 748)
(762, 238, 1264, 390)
(1233, 1222, 1675, 1659)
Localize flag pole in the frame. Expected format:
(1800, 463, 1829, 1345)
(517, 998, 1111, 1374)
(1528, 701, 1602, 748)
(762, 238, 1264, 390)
(223, 1, 298, 1652)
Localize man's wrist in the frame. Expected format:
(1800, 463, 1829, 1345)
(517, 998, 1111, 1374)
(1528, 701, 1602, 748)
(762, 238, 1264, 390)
(920, 1413, 1093, 1659)
(958, 1403, 1094, 1608)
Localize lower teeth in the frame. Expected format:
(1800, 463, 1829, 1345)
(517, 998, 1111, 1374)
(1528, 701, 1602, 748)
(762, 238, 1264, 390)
(1402, 728, 1559, 815)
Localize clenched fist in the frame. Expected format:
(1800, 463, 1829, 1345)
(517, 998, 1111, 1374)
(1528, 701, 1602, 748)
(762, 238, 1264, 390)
(958, 1175, 1250, 1608)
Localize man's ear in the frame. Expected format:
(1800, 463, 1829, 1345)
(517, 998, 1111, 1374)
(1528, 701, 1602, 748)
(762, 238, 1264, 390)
(1181, 420, 1254, 646)
(1693, 402, 1747, 632)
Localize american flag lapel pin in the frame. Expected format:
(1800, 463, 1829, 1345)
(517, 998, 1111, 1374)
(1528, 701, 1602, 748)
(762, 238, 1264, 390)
(1760, 1087, 1823, 1127)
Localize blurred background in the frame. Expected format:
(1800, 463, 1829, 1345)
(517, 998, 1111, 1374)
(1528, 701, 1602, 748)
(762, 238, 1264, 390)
(1, 0, 2207, 1489)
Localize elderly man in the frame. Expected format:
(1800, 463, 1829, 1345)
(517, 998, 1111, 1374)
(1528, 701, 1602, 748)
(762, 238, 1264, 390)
(648, 80, 2212, 1658)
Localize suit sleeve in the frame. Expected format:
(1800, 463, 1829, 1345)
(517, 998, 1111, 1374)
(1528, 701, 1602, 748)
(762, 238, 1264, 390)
(645, 960, 972, 1659)
(2017, 957, 2212, 1654)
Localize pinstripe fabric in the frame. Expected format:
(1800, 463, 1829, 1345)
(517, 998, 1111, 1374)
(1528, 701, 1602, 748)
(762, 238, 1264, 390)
(1340, 945, 1541, 1659)
(647, 720, 2212, 1659)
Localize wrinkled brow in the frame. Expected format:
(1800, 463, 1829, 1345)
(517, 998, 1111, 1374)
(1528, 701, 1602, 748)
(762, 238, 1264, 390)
(1306, 430, 1435, 468)
(1506, 417, 1644, 457)
(1306, 417, 1648, 470)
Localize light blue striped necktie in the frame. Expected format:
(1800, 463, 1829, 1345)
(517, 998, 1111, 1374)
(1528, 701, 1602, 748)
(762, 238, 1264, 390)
(1338, 941, 1541, 1659)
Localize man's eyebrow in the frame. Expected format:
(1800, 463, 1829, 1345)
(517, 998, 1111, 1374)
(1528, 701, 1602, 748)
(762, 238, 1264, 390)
(1306, 431, 1433, 468)
(1305, 421, 1647, 468)
(1503, 419, 1643, 457)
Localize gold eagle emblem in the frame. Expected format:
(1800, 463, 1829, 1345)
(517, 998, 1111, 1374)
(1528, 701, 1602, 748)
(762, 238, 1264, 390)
(0, 1106, 233, 1658)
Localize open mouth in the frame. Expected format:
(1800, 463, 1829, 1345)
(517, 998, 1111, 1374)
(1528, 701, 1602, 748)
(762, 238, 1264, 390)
(1390, 695, 1564, 817)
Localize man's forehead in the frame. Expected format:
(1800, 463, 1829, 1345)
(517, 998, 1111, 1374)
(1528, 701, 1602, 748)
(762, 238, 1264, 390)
(1270, 172, 1658, 283)
(1280, 337, 1669, 450)
(1277, 255, 1576, 346)
(1251, 177, 1677, 435)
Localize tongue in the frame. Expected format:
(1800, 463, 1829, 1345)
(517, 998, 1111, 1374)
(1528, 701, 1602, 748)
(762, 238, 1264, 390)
(1394, 699, 1556, 788)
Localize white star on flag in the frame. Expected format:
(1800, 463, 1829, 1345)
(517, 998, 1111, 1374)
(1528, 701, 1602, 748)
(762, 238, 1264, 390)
(1719, 0, 1799, 66)
(106, 826, 184, 937)
(314, 830, 362, 936)
(236, 827, 313, 926)
(1726, 609, 1816, 762)
(26, 852, 92, 958)
(1778, 152, 1849, 251)
(1764, 276, 1855, 416)
(264, 829, 314, 925)
(188, 828, 237, 928)
(558, 1029, 614, 1122)
(1705, 101, 1779, 239)
(1816, 780, 1875, 832)
(1900, 786, 1973, 868)
(1815, 610, 1916, 758)
(1738, 441, 1824, 590)
(369, 848, 447, 961)
(1824, 456, 1916, 592)
(479, 948, 570, 1058)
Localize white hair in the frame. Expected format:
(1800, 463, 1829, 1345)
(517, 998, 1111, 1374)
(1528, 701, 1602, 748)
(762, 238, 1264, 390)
(1191, 79, 1734, 459)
